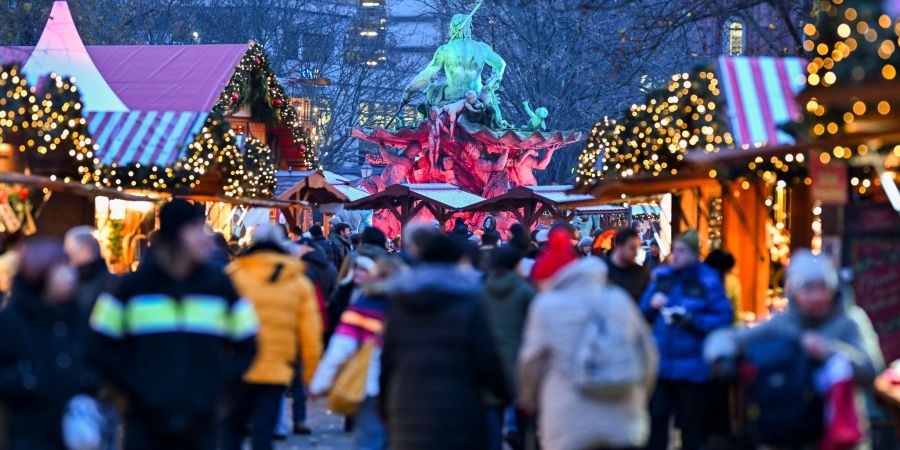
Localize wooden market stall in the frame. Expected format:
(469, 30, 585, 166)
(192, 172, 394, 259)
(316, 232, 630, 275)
(346, 183, 485, 233)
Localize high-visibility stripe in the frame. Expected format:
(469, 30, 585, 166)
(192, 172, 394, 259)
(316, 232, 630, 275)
(126, 294, 179, 335)
(182, 295, 229, 336)
(339, 310, 384, 333)
(90, 293, 125, 338)
(228, 298, 259, 341)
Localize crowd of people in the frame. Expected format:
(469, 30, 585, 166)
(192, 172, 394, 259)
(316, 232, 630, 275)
(0, 198, 887, 450)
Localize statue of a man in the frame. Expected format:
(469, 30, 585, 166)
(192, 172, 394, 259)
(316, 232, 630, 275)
(508, 147, 559, 186)
(402, 0, 506, 107)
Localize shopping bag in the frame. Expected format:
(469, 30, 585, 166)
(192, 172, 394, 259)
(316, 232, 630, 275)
(328, 340, 374, 416)
(816, 355, 862, 450)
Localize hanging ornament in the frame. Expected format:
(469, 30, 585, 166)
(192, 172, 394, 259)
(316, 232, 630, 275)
(274, 98, 283, 107)
(231, 92, 240, 103)
(17, 188, 28, 201)
(254, 57, 260, 65)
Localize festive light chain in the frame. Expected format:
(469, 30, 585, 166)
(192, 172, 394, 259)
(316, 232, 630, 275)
(212, 41, 316, 169)
(0, 64, 277, 198)
(799, 0, 900, 197)
(576, 66, 734, 185)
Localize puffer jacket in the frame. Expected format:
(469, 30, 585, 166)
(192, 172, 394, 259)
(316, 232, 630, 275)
(380, 264, 511, 450)
(227, 244, 323, 385)
(639, 261, 733, 382)
(518, 258, 658, 450)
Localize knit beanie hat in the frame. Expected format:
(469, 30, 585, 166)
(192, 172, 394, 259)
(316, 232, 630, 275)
(675, 229, 700, 255)
(530, 227, 577, 282)
(361, 226, 387, 248)
(159, 199, 204, 241)
(787, 249, 838, 293)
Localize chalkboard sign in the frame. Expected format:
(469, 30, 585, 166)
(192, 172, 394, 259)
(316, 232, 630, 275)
(852, 238, 900, 363)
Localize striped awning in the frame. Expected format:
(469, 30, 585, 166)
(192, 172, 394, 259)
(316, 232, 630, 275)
(86, 111, 209, 167)
(717, 57, 806, 148)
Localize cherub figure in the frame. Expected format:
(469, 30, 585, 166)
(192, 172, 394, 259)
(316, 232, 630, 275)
(523, 100, 549, 131)
(439, 90, 481, 140)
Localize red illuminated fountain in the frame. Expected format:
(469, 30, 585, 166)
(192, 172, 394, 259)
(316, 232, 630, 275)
(350, 0, 582, 234)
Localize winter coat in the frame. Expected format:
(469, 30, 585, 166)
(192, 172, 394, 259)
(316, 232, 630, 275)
(330, 234, 352, 264)
(482, 270, 534, 395)
(604, 253, 650, 303)
(639, 261, 733, 382)
(310, 285, 388, 398)
(0, 279, 99, 449)
(313, 236, 341, 271)
(302, 247, 337, 301)
(226, 245, 323, 385)
(380, 264, 512, 450)
(704, 295, 880, 443)
(88, 255, 257, 432)
(326, 282, 355, 343)
(74, 257, 111, 318)
(518, 258, 658, 450)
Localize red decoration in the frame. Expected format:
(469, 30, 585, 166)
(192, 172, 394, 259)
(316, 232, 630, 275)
(18, 188, 28, 200)
(254, 57, 260, 65)
(274, 98, 283, 107)
(231, 93, 239, 103)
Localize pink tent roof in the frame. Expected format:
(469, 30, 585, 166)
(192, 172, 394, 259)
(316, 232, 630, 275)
(1, 44, 247, 112)
(21, 1, 126, 111)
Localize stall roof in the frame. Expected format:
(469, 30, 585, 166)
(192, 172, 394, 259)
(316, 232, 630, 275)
(347, 183, 485, 211)
(569, 172, 719, 206)
(88, 111, 209, 166)
(275, 170, 366, 204)
(19, 1, 127, 111)
(467, 185, 594, 213)
(717, 56, 806, 148)
(0, 173, 160, 202)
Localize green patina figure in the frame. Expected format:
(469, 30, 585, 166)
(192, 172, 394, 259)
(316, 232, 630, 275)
(522, 101, 549, 131)
(403, 0, 506, 110)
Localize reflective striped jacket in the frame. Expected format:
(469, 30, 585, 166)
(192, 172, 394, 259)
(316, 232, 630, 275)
(88, 256, 257, 428)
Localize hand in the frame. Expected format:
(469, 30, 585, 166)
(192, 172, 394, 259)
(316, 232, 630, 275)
(801, 332, 831, 361)
(650, 292, 668, 310)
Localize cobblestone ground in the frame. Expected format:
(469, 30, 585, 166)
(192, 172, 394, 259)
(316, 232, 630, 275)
(275, 398, 353, 450)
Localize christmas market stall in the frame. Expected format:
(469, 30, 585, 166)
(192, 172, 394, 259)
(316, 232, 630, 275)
(573, 56, 808, 320)
(275, 170, 369, 232)
(346, 183, 485, 237)
(0, 1, 313, 269)
(464, 185, 628, 232)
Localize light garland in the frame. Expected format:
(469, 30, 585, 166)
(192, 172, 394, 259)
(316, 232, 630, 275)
(576, 66, 734, 185)
(212, 41, 316, 169)
(801, 0, 899, 162)
(0, 64, 94, 178)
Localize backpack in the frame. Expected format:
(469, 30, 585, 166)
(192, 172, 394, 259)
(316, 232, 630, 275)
(569, 302, 645, 397)
(743, 336, 823, 446)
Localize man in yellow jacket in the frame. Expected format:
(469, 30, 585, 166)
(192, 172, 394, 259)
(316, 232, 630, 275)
(222, 224, 323, 450)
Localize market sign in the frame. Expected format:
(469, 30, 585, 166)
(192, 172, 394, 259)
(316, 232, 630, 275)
(852, 238, 900, 363)
(810, 152, 848, 205)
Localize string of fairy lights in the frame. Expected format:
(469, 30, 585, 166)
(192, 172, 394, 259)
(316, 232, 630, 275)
(576, 66, 733, 185)
(0, 40, 308, 199)
(802, 0, 900, 197)
(0, 65, 94, 180)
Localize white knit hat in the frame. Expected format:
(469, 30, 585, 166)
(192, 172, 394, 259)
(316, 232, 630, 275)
(787, 249, 838, 293)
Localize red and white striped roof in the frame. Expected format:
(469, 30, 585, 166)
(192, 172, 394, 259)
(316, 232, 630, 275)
(717, 57, 806, 148)
(86, 111, 208, 167)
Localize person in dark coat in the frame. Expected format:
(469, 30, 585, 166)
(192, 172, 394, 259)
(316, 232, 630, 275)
(482, 247, 535, 450)
(310, 225, 341, 270)
(605, 227, 650, 303)
(329, 223, 352, 264)
(0, 239, 100, 450)
(299, 238, 338, 302)
(380, 234, 512, 450)
(64, 226, 113, 317)
(447, 217, 470, 242)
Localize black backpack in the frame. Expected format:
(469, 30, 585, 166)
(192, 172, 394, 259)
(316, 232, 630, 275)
(743, 335, 823, 446)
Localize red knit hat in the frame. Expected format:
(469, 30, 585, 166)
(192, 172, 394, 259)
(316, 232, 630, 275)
(530, 227, 577, 282)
